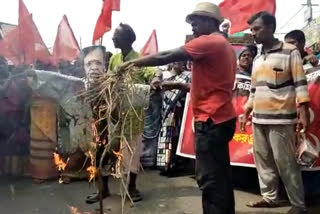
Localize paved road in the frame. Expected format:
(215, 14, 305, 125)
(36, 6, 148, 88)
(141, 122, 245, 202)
(1, 169, 319, 214)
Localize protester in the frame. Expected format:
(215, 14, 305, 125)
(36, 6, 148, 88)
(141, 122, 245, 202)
(109, 23, 155, 202)
(236, 45, 257, 77)
(285, 30, 319, 66)
(140, 83, 162, 168)
(156, 61, 191, 176)
(58, 60, 72, 75)
(120, 2, 237, 214)
(86, 24, 154, 204)
(241, 11, 310, 214)
(232, 45, 256, 116)
(0, 63, 32, 177)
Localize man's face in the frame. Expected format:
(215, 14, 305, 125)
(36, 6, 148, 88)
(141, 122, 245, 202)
(285, 37, 304, 54)
(172, 61, 185, 73)
(84, 48, 105, 83)
(250, 18, 273, 44)
(112, 27, 126, 49)
(239, 50, 254, 70)
(190, 16, 209, 38)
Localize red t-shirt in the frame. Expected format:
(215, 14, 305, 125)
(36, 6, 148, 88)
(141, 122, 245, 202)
(184, 33, 236, 124)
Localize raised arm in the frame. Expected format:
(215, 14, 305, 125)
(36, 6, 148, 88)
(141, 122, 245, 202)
(120, 48, 193, 71)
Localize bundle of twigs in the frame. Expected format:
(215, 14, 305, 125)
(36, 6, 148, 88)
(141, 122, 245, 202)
(81, 67, 146, 213)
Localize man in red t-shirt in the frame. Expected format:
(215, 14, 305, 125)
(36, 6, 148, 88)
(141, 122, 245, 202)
(120, 2, 237, 214)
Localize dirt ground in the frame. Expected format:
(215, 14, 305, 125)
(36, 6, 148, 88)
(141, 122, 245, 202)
(1, 168, 320, 214)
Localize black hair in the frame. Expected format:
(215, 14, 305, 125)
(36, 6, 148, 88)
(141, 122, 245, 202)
(247, 11, 276, 33)
(239, 47, 254, 60)
(285, 30, 306, 44)
(246, 44, 258, 58)
(119, 23, 136, 45)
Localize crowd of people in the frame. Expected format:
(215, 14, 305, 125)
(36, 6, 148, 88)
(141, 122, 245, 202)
(1, 1, 320, 214)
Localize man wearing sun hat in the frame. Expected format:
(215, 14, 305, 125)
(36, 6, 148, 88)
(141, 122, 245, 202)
(120, 2, 237, 213)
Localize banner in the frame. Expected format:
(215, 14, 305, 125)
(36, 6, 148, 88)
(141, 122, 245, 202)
(177, 65, 320, 170)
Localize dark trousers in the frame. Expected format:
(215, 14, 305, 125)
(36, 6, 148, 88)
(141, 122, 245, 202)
(194, 118, 236, 214)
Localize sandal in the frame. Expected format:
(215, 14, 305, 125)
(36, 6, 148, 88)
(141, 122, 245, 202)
(246, 199, 279, 208)
(86, 191, 110, 204)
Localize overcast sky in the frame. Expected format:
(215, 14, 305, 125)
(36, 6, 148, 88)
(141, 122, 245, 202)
(0, 0, 320, 54)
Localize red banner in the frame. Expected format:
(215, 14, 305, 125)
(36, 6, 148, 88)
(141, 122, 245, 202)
(177, 65, 320, 170)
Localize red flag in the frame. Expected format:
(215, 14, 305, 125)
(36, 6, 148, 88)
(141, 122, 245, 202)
(19, 0, 30, 25)
(92, 0, 120, 43)
(219, 0, 276, 34)
(0, 27, 23, 65)
(141, 30, 158, 56)
(19, 14, 52, 64)
(52, 15, 80, 65)
(112, 0, 120, 11)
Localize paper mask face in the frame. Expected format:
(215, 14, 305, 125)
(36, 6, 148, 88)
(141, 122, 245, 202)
(83, 46, 105, 84)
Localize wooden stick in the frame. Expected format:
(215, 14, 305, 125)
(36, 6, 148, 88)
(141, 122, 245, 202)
(98, 169, 103, 214)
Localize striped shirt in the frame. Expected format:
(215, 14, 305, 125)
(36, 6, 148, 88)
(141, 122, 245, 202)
(246, 41, 310, 124)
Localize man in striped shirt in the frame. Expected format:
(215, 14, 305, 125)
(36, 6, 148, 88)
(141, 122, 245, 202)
(241, 12, 310, 214)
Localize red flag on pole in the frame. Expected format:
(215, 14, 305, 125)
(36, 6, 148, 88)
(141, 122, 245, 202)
(219, 0, 276, 34)
(0, 27, 23, 65)
(92, 0, 120, 43)
(19, 14, 52, 64)
(17, 0, 51, 64)
(52, 15, 80, 65)
(141, 30, 158, 56)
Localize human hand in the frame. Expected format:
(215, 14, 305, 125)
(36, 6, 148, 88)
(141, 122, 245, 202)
(297, 105, 310, 133)
(119, 61, 135, 74)
(239, 107, 252, 132)
(161, 81, 180, 90)
(151, 76, 162, 90)
(239, 114, 248, 132)
(305, 54, 319, 67)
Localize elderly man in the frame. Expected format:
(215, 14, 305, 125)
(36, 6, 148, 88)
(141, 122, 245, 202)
(120, 2, 237, 214)
(241, 12, 309, 214)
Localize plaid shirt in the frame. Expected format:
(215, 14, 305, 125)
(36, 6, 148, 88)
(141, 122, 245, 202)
(247, 41, 310, 124)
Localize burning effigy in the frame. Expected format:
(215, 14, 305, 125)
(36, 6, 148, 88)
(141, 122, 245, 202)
(80, 45, 151, 196)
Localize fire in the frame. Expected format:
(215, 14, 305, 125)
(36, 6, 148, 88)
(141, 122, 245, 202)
(53, 152, 69, 172)
(86, 166, 98, 182)
(91, 120, 100, 143)
(69, 206, 91, 214)
(86, 150, 97, 182)
(112, 141, 123, 178)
